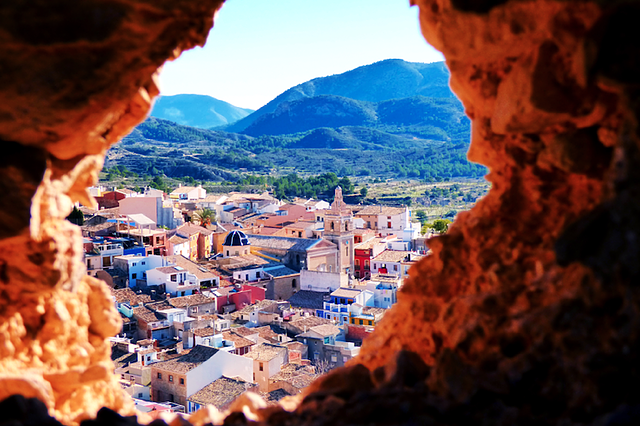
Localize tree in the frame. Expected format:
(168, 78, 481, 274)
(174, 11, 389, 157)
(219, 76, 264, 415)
(359, 187, 368, 198)
(192, 208, 216, 226)
(66, 206, 84, 226)
(432, 219, 451, 234)
(414, 210, 427, 223)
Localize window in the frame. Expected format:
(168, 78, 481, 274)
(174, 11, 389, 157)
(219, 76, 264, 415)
(103, 257, 112, 267)
(292, 279, 296, 289)
(246, 274, 249, 281)
(132, 273, 137, 279)
(253, 373, 256, 381)
(324, 337, 330, 344)
(355, 259, 360, 267)
(226, 250, 229, 256)
(169, 394, 174, 402)
(259, 362, 263, 371)
(331, 222, 335, 231)
(298, 231, 302, 237)
(340, 298, 345, 304)
(368, 320, 373, 325)
(394, 265, 398, 271)
(132, 263, 137, 267)
(138, 393, 143, 398)
(157, 373, 162, 379)
(141, 261, 146, 265)
(169, 375, 173, 382)
(367, 221, 371, 228)
(388, 221, 391, 228)
(344, 223, 348, 231)
(331, 355, 337, 362)
(351, 318, 355, 324)
(345, 246, 349, 256)
(359, 319, 364, 325)
(170, 274, 177, 282)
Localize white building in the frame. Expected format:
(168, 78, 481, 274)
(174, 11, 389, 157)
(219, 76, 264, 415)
(146, 266, 199, 297)
(170, 185, 207, 201)
(113, 254, 166, 287)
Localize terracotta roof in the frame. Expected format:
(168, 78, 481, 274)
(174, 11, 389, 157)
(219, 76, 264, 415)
(283, 341, 307, 352)
(168, 294, 214, 308)
(247, 234, 321, 252)
(169, 235, 189, 245)
(156, 266, 182, 275)
(171, 186, 198, 194)
(330, 287, 362, 298)
(152, 345, 218, 373)
(193, 327, 216, 337)
(132, 306, 165, 323)
(244, 343, 285, 362)
(187, 377, 255, 409)
(137, 339, 154, 347)
(307, 324, 341, 337)
(287, 316, 332, 333)
(356, 205, 406, 216)
(222, 331, 256, 349)
(111, 343, 137, 369)
(373, 250, 417, 263)
(231, 326, 259, 337)
(354, 237, 384, 250)
(287, 291, 328, 310)
(166, 255, 218, 281)
(111, 288, 152, 306)
(176, 222, 212, 236)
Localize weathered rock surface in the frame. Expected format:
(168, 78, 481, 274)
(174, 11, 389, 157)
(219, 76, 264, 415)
(2, 0, 640, 425)
(0, 0, 224, 424)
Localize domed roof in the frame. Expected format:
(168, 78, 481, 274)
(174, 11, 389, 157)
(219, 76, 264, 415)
(223, 230, 250, 247)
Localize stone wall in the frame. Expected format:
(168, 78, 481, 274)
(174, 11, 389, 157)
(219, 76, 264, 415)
(2, 0, 640, 425)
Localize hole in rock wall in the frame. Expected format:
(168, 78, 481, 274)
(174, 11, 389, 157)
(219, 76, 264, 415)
(1, 0, 640, 425)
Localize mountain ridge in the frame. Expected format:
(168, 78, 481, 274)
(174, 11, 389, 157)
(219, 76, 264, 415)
(150, 94, 254, 129)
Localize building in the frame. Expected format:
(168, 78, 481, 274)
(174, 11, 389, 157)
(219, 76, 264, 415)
(322, 187, 355, 275)
(146, 266, 199, 297)
(355, 205, 410, 237)
(186, 376, 257, 413)
(222, 230, 251, 258)
(113, 254, 165, 288)
(150, 345, 253, 406)
(244, 343, 289, 392)
(353, 237, 386, 279)
(169, 185, 206, 201)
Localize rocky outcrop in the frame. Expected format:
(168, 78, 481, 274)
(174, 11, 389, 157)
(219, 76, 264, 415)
(0, 1, 224, 424)
(2, 0, 640, 425)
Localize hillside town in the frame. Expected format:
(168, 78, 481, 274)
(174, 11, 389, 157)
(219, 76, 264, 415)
(79, 184, 431, 416)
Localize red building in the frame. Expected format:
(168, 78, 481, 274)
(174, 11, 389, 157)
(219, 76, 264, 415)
(353, 237, 385, 279)
(215, 284, 266, 313)
(95, 190, 127, 210)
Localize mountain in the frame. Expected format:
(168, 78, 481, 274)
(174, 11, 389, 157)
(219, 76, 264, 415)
(224, 59, 453, 133)
(243, 95, 468, 142)
(150, 94, 254, 129)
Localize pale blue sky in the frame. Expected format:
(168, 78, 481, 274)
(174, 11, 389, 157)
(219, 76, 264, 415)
(158, 0, 444, 110)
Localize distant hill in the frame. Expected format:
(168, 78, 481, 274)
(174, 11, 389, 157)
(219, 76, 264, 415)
(243, 95, 468, 142)
(224, 59, 453, 133)
(150, 94, 254, 129)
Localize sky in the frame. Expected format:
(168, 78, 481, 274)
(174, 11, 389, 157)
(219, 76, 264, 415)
(157, 0, 445, 110)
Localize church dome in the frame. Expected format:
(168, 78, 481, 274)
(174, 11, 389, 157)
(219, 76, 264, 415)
(223, 230, 250, 247)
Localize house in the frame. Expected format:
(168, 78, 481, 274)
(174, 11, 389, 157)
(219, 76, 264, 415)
(165, 254, 219, 288)
(186, 376, 258, 413)
(355, 205, 410, 237)
(317, 287, 375, 325)
(84, 239, 124, 271)
(349, 305, 386, 327)
(287, 290, 329, 316)
(213, 284, 266, 314)
(221, 330, 256, 355)
(371, 250, 425, 280)
(150, 345, 253, 405)
(283, 316, 333, 337)
(244, 343, 289, 392)
(353, 237, 386, 279)
(167, 294, 217, 318)
(295, 324, 345, 363)
(117, 226, 168, 256)
(172, 223, 213, 260)
(146, 266, 199, 297)
(133, 306, 171, 340)
(168, 235, 190, 258)
(219, 206, 249, 223)
(169, 185, 206, 201)
(268, 363, 317, 395)
(113, 254, 165, 288)
(279, 220, 318, 239)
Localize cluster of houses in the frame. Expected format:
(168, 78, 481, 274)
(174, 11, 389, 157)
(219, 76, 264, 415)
(80, 184, 431, 416)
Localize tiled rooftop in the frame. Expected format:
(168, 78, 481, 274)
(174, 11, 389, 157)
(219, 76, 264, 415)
(373, 250, 416, 263)
(244, 343, 285, 362)
(111, 288, 152, 306)
(187, 377, 254, 409)
(152, 345, 218, 373)
(356, 205, 406, 216)
(247, 234, 320, 252)
(287, 290, 328, 310)
(167, 294, 214, 308)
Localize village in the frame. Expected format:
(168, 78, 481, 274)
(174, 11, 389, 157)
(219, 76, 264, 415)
(79, 183, 432, 416)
